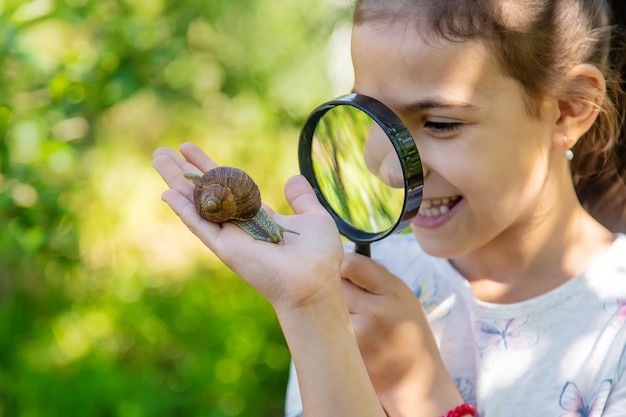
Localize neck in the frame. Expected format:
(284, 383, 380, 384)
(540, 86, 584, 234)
(450, 193, 614, 304)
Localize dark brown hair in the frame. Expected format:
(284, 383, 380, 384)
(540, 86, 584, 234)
(354, 0, 626, 232)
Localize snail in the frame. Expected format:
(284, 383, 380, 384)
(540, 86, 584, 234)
(183, 166, 299, 243)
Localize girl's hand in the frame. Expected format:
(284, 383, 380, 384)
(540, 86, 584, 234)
(152, 143, 345, 313)
(341, 252, 463, 416)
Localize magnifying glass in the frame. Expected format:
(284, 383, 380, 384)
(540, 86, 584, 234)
(298, 93, 424, 257)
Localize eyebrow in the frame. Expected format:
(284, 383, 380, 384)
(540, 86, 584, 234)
(400, 98, 479, 113)
(351, 90, 480, 114)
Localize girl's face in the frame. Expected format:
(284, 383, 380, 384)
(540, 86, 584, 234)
(351, 22, 565, 259)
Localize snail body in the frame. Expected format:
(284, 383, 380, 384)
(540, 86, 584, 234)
(184, 167, 298, 243)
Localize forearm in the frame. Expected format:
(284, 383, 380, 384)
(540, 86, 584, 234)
(279, 293, 468, 417)
(378, 368, 466, 417)
(276, 283, 386, 417)
(371, 325, 466, 417)
(340, 254, 468, 417)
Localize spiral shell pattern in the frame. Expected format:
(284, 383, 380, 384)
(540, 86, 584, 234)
(191, 167, 261, 223)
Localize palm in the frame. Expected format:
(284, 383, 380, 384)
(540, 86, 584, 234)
(152, 143, 345, 309)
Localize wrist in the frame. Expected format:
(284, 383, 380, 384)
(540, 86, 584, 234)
(378, 359, 465, 417)
(272, 272, 346, 318)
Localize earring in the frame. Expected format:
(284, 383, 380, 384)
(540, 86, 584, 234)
(564, 135, 574, 161)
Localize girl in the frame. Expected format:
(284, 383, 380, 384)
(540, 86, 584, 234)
(153, 0, 626, 415)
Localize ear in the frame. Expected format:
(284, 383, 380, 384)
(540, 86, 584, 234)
(554, 64, 606, 150)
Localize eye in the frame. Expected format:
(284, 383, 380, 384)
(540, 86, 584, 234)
(424, 120, 461, 133)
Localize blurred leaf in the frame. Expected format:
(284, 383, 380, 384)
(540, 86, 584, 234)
(0, 0, 353, 415)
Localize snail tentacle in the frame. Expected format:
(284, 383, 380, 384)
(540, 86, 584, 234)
(183, 172, 202, 184)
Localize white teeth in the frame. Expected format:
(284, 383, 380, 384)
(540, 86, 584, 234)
(418, 196, 459, 217)
(421, 206, 446, 217)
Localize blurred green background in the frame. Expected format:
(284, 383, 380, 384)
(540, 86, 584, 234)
(0, 0, 353, 415)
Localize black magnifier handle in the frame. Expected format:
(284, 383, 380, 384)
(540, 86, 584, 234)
(355, 243, 371, 257)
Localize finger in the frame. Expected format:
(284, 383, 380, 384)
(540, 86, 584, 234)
(341, 278, 376, 314)
(179, 142, 219, 173)
(162, 188, 216, 232)
(284, 175, 328, 215)
(153, 146, 203, 175)
(341, 252, 396, 295)
(152, 152, 196, 196)
(161, 188, 234, 251)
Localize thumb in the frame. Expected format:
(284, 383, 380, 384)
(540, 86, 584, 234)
(284, 175, 327, 215)
(341, 252, 398, 295)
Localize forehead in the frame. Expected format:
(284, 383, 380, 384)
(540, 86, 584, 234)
(350, 22, 510, 111)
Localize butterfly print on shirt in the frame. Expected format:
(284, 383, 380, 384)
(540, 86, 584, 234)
(559, 379, 612, 417)
(474, 316, 538, 368)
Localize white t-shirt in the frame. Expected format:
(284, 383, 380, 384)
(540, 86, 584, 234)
(285, 233, 626, 417)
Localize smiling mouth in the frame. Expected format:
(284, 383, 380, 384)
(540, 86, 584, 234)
(418, 196, 462, 217)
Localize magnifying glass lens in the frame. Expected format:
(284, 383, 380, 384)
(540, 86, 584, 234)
(299, 93, 423, 257)
(311, 105, 404, 234)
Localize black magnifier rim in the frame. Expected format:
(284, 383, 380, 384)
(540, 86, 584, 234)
(298, 93, 423, 245)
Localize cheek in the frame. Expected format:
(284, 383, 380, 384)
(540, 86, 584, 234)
(435, 140, 547, 204)
(466, 152, 550, 225)
(416, 122, 550, 197)
(419, 139, 495, 189)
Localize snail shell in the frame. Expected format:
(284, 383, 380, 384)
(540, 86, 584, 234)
(186, 166, 261, 223)
(184, 166, 298, 243)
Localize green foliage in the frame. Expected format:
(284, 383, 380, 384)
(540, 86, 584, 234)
(0, 0, 352, 415)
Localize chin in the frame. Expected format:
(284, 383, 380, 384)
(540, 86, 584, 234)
(412, 230, 468, 260)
